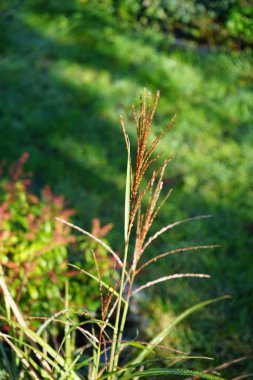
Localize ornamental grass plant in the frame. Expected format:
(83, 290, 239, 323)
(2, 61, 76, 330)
(0, 90, 229, 379)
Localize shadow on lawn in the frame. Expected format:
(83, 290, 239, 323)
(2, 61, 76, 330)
(0, 3, 131, 228)
(0, 1, 184, 235)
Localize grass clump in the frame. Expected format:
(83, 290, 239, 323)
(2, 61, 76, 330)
(0, 91, 231, 379)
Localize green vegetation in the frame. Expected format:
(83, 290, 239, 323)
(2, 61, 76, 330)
(0, 0, 252, 377)
(108, 0, 253, 48)
(0, 153, 116, 321)
(0, 91, 228, 379)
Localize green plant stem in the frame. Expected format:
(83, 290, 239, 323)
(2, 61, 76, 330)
(112, 272, 135, 372)
(108, 242, 129, 378)
(95, 335, 102, 379)
(64, 281, 71, 370)
(0, 264, 26, 328)
(3, 278, 19, 377)
(109, 136, 132, 377)
(91, 324, 100, 380)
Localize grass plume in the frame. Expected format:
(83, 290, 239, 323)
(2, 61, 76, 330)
(0, 89, 227, 380)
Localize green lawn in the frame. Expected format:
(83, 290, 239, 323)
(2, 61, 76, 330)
(0, 1, 253, 376)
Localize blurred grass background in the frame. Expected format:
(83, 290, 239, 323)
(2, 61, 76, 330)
(0, 0, 252, 376)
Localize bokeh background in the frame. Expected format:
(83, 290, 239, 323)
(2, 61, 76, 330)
(0, 0, 252, 377)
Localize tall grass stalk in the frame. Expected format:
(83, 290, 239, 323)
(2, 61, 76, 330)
(106, 90, 214, 377)
(0, 90, 229, 379)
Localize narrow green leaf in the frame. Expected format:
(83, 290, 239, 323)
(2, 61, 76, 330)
(100, 368, 225, 380)
(37, 308, 72, 336)
(65, 281, 72, 369)
(131, 296, 230, 366)
(119, 368, 226, 380)
(125, 141, 131, 242)
(1, 334, 46, 380)
(122, 341, 154, 352)
(0, 319, 81, 380)
(1, 332, 75, 379)
(124, 356, 213, 371)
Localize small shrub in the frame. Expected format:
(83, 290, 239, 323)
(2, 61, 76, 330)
(0, 153, 76, 318)
(0, 154, 114, 321)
